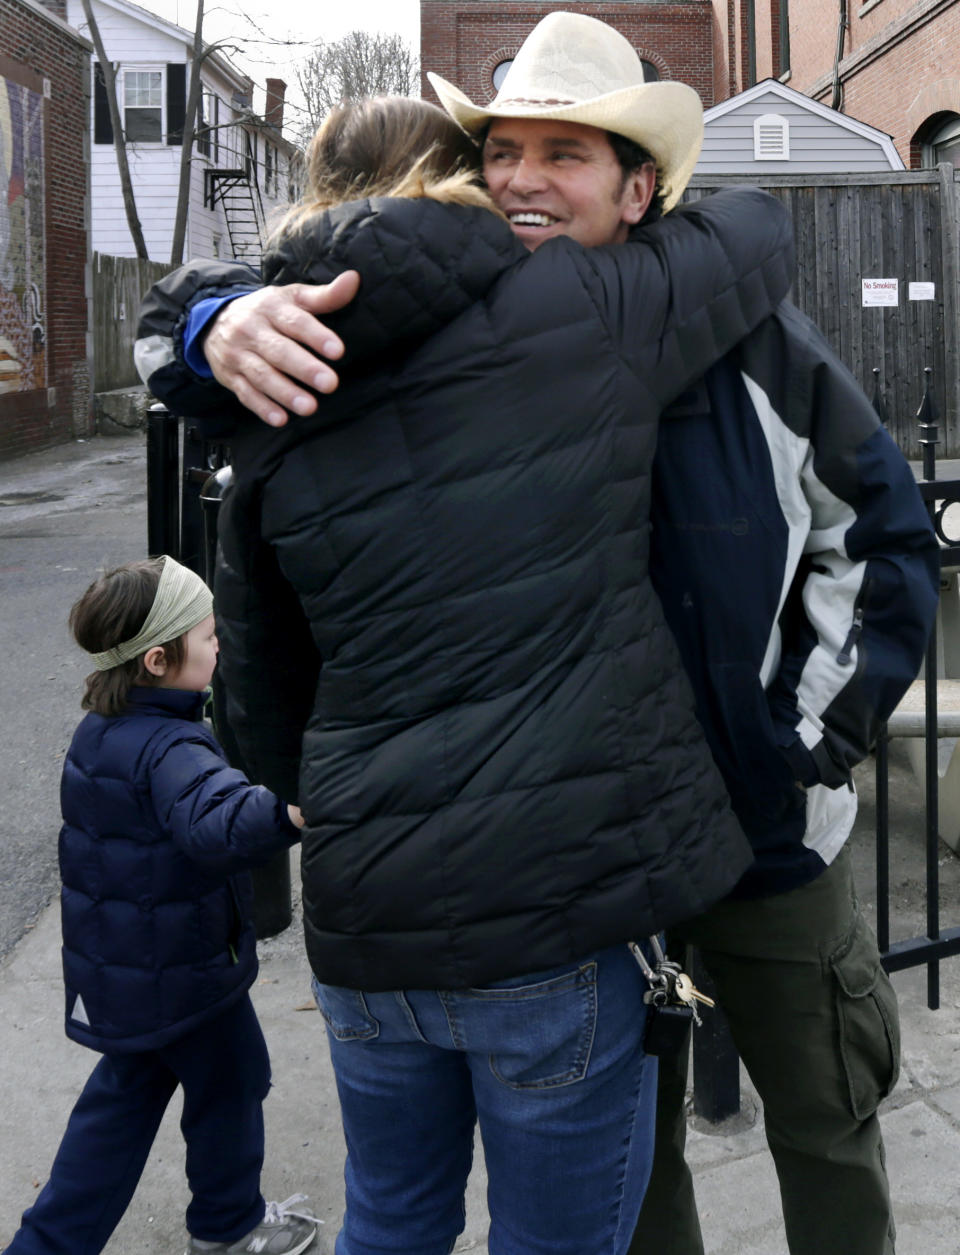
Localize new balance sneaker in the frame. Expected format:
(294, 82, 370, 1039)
(186, 1195, 318, 1255)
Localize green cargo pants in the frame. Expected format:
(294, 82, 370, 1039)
(629, 847, 899, 1255)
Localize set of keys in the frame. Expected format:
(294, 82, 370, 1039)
(629, 937, 716, 1056)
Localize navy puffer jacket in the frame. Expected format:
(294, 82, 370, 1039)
(58, 687, 299, 1053)
(206, 190, 794, 991)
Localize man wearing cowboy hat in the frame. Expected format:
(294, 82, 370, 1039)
(136, 13, 937, 1255)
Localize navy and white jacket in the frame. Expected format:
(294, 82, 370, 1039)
(59, 687, 300, 1053)
(652, 302, 939, 896)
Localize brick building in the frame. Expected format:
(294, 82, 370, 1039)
(0, 0, 92, 459)
(421, 1, 717, 112)
(422, 1, 959, 169)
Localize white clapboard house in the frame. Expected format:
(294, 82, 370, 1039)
(67, 0, 302, 262)
(696, 78, 905, 176)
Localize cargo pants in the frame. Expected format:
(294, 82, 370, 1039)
(629, 847, 899, 1255)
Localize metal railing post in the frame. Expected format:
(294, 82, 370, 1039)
(875, 724, 890, 954)
(146, 403, 180, 558)
(179, 421, 209, 575)
(198, 463, 293, 941)
(691, 952, 740, 1123)
(919, 371, 942, 1008)
(144, 414, 293, 940)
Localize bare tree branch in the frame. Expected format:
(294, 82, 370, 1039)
(294, 31, 419, 146)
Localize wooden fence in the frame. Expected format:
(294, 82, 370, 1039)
(92, 253, 173, 394)
(686, 164, 960, 458)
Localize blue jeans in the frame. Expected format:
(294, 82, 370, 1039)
(313, 943, 657, 1255)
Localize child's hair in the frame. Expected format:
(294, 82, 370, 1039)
(273, 96, 503, 239)
(69, 558, 186, 716)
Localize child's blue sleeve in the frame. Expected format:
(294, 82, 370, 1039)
(149, 733, 299, 873)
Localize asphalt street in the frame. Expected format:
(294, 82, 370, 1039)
(0, 432, 147, 958)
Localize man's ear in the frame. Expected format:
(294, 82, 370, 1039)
(142, 645, 168, 677)
(621, 162, 658, 226)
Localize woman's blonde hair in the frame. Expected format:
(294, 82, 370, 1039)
(274, 96, 503, 238)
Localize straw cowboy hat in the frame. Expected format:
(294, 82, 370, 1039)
(427, 11, 704, 211)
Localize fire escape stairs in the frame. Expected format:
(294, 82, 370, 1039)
(204, 165, 266, 264)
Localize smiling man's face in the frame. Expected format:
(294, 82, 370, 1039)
(482, 118, 656, 250)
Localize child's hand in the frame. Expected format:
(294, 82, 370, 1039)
(287, 804, 305, 829)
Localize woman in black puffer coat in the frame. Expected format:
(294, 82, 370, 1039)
(209, 97, 794, 1255)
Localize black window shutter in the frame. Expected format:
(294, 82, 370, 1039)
(167, 63, 186, 145)
(93, 63, 113, 144)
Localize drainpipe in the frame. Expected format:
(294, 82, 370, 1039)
(831, 0, 848, 111)
(745, 0, 756, 88)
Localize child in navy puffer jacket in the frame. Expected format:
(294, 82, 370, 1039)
(4, 557, 317, 1255)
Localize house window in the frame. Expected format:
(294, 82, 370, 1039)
(754, 113, 790, 160)
(492, 60, 513, 92)
(924, 114, 960, 167)
(123, 69, 163, 142)
(94, 63, 184, 145)
(198, 91, 219, 162)
(641, 60, 660, 83)
(264, 143, 277, 196)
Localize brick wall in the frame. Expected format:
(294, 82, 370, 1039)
(0, 0, 91, 460)
(821, 5, 960, 166)
(421, 1, 717, 109)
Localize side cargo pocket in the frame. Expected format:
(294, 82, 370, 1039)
(829, 912, 901, 1120)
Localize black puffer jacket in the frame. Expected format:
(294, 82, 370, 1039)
(214, 190, 794, 991)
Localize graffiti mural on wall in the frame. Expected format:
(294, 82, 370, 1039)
(0, 76, 46, 396)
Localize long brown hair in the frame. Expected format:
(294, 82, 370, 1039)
(273, 96, 503, 239)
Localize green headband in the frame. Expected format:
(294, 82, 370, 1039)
(89, 556, 213, 672)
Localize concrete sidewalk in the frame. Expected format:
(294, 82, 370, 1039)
(0, 850, 486, 1255)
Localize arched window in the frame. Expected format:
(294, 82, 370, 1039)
(641, 60, 660, 83)
(754, 113, 790, 160)
(923, 113, 960, 167)
(492, 60, 514, 92)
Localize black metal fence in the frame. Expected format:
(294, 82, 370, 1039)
(875, 386, 960, 1008)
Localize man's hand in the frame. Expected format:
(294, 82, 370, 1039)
(202, 270, 361, 427)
